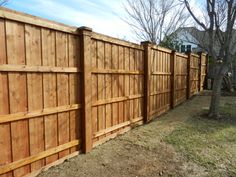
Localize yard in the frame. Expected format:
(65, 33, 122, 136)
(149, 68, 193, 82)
(38, 94, 236, 177)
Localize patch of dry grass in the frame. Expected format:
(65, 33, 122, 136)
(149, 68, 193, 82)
(164, 101, 236, 177)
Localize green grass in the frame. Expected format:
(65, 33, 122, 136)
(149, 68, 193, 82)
(164, 103, 236, 177)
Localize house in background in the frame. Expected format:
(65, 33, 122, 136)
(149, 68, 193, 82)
(170, 27, 236, 88)
(170, 27, 206, 53)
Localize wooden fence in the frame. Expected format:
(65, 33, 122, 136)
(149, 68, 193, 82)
(0, 8, 207, 177)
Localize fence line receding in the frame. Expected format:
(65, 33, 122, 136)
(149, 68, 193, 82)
(0, 7, 208, 177)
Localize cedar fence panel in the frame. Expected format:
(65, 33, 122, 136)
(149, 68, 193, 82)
(90, 33, 144, 147)
(174, 53, 188, 106)
(0, 8, 82, 177)
(189, 53, 200, 97)
(149, 46, 172, 120)
(0, 7, 208, 177)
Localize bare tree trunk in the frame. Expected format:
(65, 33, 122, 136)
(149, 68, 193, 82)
(182, 0, 236, 119)
(209, 64, 228, 118)
(209, 74, 224, 118)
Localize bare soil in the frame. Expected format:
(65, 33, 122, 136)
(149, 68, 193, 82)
(38, 95, 236, 177)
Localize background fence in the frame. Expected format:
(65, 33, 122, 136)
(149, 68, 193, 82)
(0, 7, 207, 177)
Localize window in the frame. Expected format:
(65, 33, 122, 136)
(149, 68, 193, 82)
(186, 45, 191, 52)
(181, 45, 185, 53)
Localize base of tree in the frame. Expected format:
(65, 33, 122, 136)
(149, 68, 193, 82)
(208, 112, 221, 120)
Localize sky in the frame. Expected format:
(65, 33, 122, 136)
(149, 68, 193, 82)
(4, 0, 136, 41)
(3, 0, 203, 43)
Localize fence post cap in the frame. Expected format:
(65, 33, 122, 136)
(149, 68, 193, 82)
(78, 26, 93, 36)
(200, 52, 207, 56)
(78, 26, 92, 31)
(141, 41, 152, 45)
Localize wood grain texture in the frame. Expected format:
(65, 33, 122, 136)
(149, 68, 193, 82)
(97, 40, 105, 140)
(149, 48, 171, 118)
(41, 28, 58, 165)
(175, 55, 188, 105)
(0, 19, 12, 177)
(104, 43, 112, 137)
(0, 140, 79, 175)
(0, 105, 80, 124)
(25, 24, 45, 171)
(124, 47, 130, 122)
(129, 48, 134, 121)
(91, 39, 98, 143)
(68, 34, 80, 153)
(79, 27, 93, 153)
(118, 46, 124, 124)
(91, 39, 145, 143)
(111, 44, 119, 127)
(142, 42, 151, 122)
(6, 20, 30, 177)
(56, 31, 70, 158)
(0, 64, 79, 73)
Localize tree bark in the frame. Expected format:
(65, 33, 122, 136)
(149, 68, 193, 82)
(208, 64, 228, 118)
(208, 74, 224, 118)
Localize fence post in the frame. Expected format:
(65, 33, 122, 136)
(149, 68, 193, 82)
(141, 41, 152, 123)
(186, 52, 191, 99)
(78, 26, 93, 153)
(170, 51, 176, 108)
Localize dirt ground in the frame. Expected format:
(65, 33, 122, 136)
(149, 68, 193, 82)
(38, 94, 236, 177)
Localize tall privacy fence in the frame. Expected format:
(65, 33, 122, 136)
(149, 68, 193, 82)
(0, 8, 207, 177)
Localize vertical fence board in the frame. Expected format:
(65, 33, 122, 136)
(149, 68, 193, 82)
(0, 19, 12, 177)
(91, 39, 98, 143)
(139, 50, 144, 118)
(112, 44, 119, 126)
(41, 29, 58, 165)
(124, 47, 130, 122)
(97, 41, 105, 140)
(171, 51, 176, 108)
(133, 49, 138, 121)
(56, 32, 70, 158)
(6, 21, 30, 177)
(187, 53, 191, 99)
(68, 35, 79, 153)
(118, 46, 124, 124)
(129, 48, 134, 121)
(25, 24, 45, 171)
(104, 43, 112, 136)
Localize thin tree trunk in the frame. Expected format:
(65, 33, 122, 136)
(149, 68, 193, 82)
(208, 64, 228, 118)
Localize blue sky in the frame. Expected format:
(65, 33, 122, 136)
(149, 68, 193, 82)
(3, 0, 204, 43)
(4, 0, 135, 41)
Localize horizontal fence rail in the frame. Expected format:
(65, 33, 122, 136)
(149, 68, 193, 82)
(0, 7, 208, 177)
